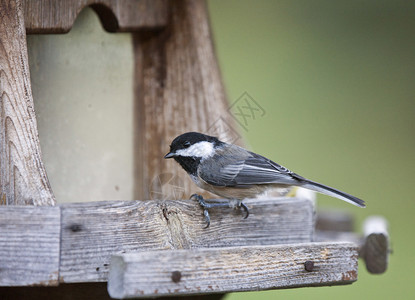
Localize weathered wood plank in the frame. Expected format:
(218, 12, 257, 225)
(315, 213, 389, 275)
(108, 242, 358, 299)
(133, 0, 241, 201)
(23, 0, 168, 33)
(0, 206, 60, 286)
(314, 209, 361, 248)
(0, 0, 55, 205)
(316, 209, 354, 232)
(59, 198, 315, 283)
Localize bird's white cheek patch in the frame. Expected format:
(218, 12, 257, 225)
(176, 141, 214, 158)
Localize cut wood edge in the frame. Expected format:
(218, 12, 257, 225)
(361, 216, 389, 274)
(316, 214, 390, 275)
(107, 242, 359, 299)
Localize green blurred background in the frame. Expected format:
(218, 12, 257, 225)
(208, 0, 415, 299)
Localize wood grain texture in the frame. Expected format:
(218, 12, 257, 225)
(0, 0, 55, 205)
(133, 0, 241, 201)
(0, 206, 60, 286)
(108, 242, 358, 298)
(23, 0, 168, 33)
(59, 198, 314, 283)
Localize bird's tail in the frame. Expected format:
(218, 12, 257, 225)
(300, 179, 366, 208)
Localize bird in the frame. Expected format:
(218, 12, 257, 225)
(164, 132, 365, 227)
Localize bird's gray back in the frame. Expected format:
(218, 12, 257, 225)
(198, 144, 302, 187)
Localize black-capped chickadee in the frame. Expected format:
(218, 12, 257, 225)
(165, 132, 365, 227)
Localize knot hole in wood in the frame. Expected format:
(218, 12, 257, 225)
(159, 202, 194, 250)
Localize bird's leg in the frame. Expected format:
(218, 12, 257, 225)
(190, 194, 228, 228)
(190, 194, 249, 228)
(190, 194, 209, 227)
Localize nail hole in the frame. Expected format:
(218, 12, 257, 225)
(171, 271, 181, 283)
(304, 260, 314, 272)
(68, 224, 82, 232)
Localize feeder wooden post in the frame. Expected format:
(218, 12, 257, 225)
(0, 0, 55, 206)
(133, 0, 240, 200)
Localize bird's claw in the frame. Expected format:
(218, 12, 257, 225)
(202, 209, 210, 229)
(240, 202, 249, 219)
(190, 194, 249, 228)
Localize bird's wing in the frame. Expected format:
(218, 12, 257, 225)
(198, 145, 366, 208)
(199, 146, 304, 187)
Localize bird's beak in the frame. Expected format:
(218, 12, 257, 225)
(164, 152, 176, 159)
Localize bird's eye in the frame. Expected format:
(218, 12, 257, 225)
(183, 141, 191, 148)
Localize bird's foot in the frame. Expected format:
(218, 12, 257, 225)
(190, 194, 249, 228)
(190, 194, 215, 228)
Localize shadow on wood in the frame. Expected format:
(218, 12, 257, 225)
(0, 283, 225, 300)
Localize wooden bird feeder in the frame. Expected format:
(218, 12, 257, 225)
(0, 1, 389, 299)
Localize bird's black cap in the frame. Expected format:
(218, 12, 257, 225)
(165, 132, 223, 158)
